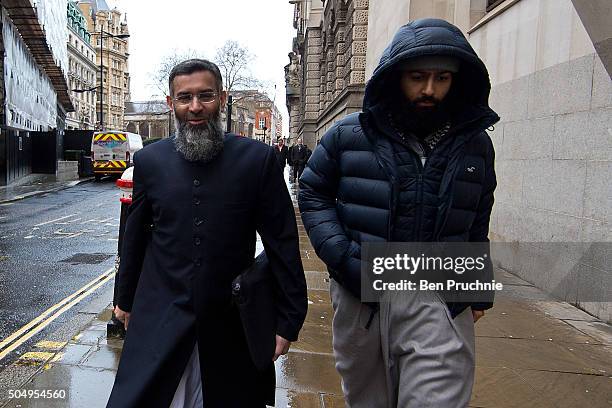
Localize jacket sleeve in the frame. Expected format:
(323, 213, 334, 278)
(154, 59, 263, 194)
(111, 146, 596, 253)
(298, 124, 362, 298)
(256, 147, 308, 342)
(116, 152, 152, 312)
(469, 135, 496, 311)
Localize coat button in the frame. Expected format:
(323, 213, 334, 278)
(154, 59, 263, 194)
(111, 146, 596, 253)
(194, 258, 201, 266)
(194, 237, 201, 245)
(194, 198, 201, 205)
(193, 179, 200, 187)
(194, 218, 203, 226)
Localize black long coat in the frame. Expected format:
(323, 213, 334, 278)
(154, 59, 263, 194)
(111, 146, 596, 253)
(107, 135, 307, 407)
(274, 144, 288, 168)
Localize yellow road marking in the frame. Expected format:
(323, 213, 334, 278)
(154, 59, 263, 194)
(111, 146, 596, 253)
(19, 351, 54, 362)
(0, 268, 115, 362)
(35, 341, 67, 350)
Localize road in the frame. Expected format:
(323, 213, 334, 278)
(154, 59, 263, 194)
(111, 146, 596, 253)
(0, 180, 121, 370)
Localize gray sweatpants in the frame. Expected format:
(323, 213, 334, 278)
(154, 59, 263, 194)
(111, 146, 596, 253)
(330, 279, 475, 408)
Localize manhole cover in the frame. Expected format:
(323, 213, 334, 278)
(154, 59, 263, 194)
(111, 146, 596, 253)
(60, 253, 113, 265)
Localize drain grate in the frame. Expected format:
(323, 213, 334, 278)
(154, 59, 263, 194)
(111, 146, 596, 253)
(60, 253, 113, 265)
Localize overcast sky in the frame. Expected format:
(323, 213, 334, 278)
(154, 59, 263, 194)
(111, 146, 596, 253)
(108, 0, 295, 134)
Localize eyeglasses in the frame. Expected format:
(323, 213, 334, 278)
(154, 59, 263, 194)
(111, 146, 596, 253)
(173, 92, 219, 105)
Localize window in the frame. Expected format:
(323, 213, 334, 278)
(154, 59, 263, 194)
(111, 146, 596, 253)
(259, 118, 266, 128)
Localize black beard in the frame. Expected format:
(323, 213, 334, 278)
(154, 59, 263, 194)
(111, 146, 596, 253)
(173, 109, 224, 163)
(390, 95, 453, 138)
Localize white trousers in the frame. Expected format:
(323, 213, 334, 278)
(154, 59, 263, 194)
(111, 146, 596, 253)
(169, 343, 204, 408)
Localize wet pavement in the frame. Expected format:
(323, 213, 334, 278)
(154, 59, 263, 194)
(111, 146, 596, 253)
(1, 169, 611, 407)
(0, 174, 93, 204)
(0, 178, 120, 375)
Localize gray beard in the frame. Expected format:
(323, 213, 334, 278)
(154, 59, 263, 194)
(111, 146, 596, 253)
(173, 110, 224, 162)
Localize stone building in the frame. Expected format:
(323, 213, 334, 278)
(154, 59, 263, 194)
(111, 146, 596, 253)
(66, 1, 97, 130)
(77, 0, 130, 131)
(227, 90, 282, 143)
(287, 0, 611, 321)
(124, 101, 172, 140)
(286, 0, 369, 147)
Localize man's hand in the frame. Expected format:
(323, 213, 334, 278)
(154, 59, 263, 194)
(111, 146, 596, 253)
(114, 305, 131, 330)
(472, 309, 485, 323)
(273, 335, 291, 361)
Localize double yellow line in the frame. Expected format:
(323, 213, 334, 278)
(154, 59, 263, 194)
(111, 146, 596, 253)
(0, 267, 115, 362)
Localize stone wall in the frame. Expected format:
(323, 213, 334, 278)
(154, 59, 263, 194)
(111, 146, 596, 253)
(314, 0, 369, 142)
(287, 0, 368, 148)
(470, 0, 611, 321)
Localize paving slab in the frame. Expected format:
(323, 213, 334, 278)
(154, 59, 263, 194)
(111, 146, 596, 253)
(471, 366, 552, 408)
(562, 320, 612, 345)
(275, 351, 342, 395)
(7, 365, 115, 408)
(513, 369, 612, 408)
(476, 336, 611, 375)
(51, 343, 93, 366)
(80, 344, 122, 371)
(274, 389, 320, 408)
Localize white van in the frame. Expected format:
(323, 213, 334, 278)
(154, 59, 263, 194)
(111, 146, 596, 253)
(91, 131, 143, 180)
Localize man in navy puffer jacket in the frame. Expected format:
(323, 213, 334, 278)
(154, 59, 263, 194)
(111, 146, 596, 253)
(299, 19, 500, 407)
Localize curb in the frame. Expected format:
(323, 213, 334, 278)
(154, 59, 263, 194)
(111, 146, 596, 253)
(0, 178, 94, 204)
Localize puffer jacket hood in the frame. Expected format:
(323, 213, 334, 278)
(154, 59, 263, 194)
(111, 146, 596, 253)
(364, 18, 495, 114)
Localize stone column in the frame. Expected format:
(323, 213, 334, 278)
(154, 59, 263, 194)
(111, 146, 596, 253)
(346, 0, 369, 88)
(301, 27, 322, 147)
(335, 27, 346, 100)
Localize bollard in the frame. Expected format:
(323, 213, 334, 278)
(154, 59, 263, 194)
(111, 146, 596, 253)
(107, 166, 134, 339)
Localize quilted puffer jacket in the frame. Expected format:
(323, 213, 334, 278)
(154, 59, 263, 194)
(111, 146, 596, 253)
(298, 18, 501, 316)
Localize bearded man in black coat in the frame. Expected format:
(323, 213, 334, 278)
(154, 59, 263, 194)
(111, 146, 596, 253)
(107, 59, 307, 408)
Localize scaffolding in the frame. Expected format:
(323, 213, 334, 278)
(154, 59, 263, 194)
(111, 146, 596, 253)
(3, 0, 74, 112)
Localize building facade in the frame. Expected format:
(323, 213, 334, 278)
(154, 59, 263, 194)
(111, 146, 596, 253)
(77, 0, 130, 131)
(227, 90, 282, 143)
(0, 0, 74, 185)
(286, 0, 369, 148)
(66, 1, 97, 130)
(287, 0, 611, 321)
(124, 101, 172, 140)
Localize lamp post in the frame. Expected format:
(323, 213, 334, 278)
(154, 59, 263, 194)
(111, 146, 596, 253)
(93, 22, 130, 130)
(226, 94, 233, 133)
(72, 86, 98, 129)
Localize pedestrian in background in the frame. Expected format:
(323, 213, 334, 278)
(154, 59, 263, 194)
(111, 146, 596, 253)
(299, 18, 499, 408)
(274, 137, 289, 169)
(289, 137, 309, 182)
(107, 58, 307, 408)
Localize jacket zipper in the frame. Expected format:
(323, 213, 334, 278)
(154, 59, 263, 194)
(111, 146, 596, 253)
(374, 155, 397, 240)
(413, 155, 425, 242)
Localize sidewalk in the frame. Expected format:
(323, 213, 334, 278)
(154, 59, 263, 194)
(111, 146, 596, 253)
(2, 175, 611, 407)
(0, 174, 92, 204)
